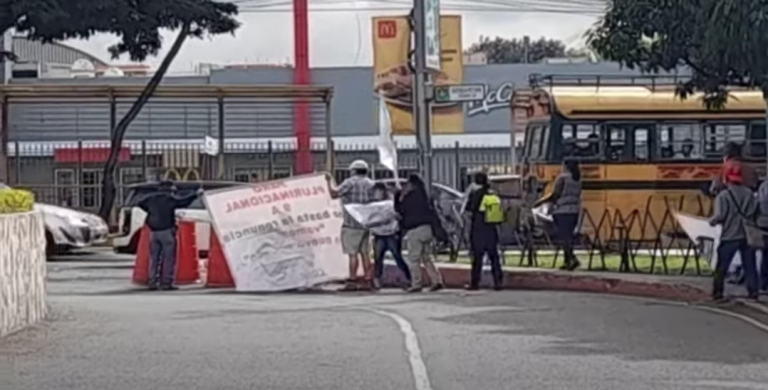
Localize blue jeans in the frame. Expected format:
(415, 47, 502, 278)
(373, 234, 411, 281)
(714, 239, 758, 299)
(149, 228, 177, 287)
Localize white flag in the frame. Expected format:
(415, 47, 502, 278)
(376, 99, 398, 174)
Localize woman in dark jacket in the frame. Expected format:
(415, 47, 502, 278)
(535, 158, 582, 271)
(395, 174, 445, 293)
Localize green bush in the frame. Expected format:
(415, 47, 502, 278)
(0, 188, 35, 214)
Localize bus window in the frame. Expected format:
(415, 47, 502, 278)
(634, 127, 649, 161)
(562, 124, 601, 159)
(657, 123, 702, 160)
(528, 125, 544, 160)
(606, 125, 627, 161)
(704, 123, 746, 156)
(747, 122, 766, 159)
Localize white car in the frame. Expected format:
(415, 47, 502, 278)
(113, 181, 241, 256)
(0, 183, 109, 256)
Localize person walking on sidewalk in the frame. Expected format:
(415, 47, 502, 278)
(137, 181, 200, 291)
(464, 172, 504, 290)
(395, 173, 445, 293)
(370, 182, 411, 289)
(754, 176, 768, 294)
(709, 166, 760, 302)
(328, 160, 375, 290)
(535, 158, 583, 271)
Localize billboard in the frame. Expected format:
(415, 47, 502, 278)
(372, 15, 463, 135)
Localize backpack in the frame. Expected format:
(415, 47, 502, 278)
(479, 193, 504, 224)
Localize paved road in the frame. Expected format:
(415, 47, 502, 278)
(3, 251, 768, 390)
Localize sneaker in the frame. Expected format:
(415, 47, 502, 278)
(373, 278, 382, 290)
(464, 284, 479, 291)
(406, 286, 423, 293)
(148, 284, 159, 291)
(429, 283, 444, 292)
(493, 285, 503, 291)
(160, 285, 178, 291)
(712, 296, 729, 304)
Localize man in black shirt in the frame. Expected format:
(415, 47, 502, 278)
(138, 181, 201, 290)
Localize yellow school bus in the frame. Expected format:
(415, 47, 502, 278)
(512, 74, 766, 241)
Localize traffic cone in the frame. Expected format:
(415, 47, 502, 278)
(174, 221, 199, 285)
(131, 225, 152, 285)
(131, 222, 200, 286)
(205, 231, 235, 288)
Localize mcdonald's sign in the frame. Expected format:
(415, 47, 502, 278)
(162, 167, 201, 182)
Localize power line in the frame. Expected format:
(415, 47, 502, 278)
(233, 0, 606, 14)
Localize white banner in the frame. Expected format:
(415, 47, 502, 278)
(203, 174, 347, 292)
(344, 200, 395, 228)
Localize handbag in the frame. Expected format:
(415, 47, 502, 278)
(725, 189, 765, 248)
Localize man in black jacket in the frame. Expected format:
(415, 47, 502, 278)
(138, 181, 200, 290)
(465, 172, 503, 290)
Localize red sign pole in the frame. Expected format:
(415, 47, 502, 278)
(293, 0, 312, 174)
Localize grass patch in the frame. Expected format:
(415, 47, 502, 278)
(444, 252, 712, 276)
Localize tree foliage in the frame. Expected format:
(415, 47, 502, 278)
(466, 36, 567, 64)
(587, 0, 768, 108)
(0, 0, 239, 61)
(0, 0, 240, 220)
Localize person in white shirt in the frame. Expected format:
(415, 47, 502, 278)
(369, 182, 411, 289)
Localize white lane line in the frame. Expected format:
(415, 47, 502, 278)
(693, 305, 768, 334)
(368, 309, 433, 390)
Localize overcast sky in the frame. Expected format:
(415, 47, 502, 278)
(63, 7, 598, 73)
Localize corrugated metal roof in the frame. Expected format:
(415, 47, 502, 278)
(11, 36, 108, 67)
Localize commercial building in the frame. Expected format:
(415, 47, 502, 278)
(1, 54, 655, 211)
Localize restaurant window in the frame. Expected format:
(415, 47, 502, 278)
(55, 169, 78, 208)
(233, 167, 292, 183)
(657, 123, 703, 160)
(704, 123, 746, 156)
(562, 123, 601, 159)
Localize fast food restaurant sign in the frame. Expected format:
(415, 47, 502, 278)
(372, 15, 463, 135)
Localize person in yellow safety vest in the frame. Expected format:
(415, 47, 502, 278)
(464, 172, 504, 291)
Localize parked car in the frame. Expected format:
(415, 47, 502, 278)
(0, 183, 109, 256)
(377, 179, 465, 258)
(113, 181, 243, 255)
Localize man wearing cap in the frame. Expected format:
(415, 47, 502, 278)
(328, 160, 375, 289)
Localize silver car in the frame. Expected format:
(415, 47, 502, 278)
(0, 183, 109, 256)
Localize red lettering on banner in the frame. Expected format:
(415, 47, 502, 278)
(225, 185, 328, 213)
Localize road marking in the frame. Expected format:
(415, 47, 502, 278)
(693, 305, 768, 334)
(368, 309, 433, 390)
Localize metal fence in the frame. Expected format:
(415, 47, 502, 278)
(5, 139, 513, 215)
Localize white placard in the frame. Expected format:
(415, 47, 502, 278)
(203, 135, 219, 156)
(203, 174, 347, 292)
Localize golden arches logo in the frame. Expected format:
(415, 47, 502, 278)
(162, 167, 201, 182)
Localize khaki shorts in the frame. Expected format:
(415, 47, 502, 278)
(341, 227, 371, 255)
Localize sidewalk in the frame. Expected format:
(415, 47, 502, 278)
(380, 262, 713, 302)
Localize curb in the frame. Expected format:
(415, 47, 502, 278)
(734, 299, 768, 315)
(380, 263, 711, 302)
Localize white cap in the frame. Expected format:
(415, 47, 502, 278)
(349, 160, 369, 171)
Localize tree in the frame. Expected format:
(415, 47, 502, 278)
(587, 0, 768, 108)
(0, 0, 240, 220)
(466, 36, 567, 64)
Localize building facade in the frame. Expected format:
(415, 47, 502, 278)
(2, 61, 670, 212)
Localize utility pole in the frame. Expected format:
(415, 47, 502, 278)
(410, 0, 439, 194)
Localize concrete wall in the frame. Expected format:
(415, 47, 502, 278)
(0, 211, 47, 337)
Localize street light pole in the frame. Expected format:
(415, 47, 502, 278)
(410, 0, 436, 194)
